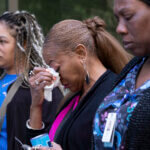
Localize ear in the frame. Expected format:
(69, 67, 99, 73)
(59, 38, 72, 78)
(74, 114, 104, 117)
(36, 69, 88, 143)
(74, 44, 87, 60)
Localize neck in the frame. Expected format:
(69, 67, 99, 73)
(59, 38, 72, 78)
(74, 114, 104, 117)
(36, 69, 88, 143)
(145, 57, 150, 64)
(81, 58, 107, 100)
(5, 67, 17, 75)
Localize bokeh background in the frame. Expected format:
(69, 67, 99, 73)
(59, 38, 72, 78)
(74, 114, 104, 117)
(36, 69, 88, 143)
(0, 0, 119, 39)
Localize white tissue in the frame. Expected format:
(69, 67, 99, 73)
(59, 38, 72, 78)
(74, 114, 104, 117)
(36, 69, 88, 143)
(44, 67, 60, 102)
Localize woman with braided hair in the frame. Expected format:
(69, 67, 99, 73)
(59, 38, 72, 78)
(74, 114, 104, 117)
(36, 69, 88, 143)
(0, 11, 63, 150)
(26, 16, 131, 150)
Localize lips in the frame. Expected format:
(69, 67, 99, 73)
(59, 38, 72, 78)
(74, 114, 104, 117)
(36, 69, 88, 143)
(123, 41, 134, 49)
(63, 84, 70, 89)
(61, 81, 70, 89)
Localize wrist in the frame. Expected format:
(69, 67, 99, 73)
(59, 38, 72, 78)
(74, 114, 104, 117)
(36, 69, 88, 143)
(29, 105, 43, 129)
(26, 119, 45, 130)
(30, 104, 42, 110)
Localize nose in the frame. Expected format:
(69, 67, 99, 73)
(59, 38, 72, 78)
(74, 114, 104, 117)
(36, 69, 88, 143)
(52, 62, 60, 73)
(116, 20, 128, 35)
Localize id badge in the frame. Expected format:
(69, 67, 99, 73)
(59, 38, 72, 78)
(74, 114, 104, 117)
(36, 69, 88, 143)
(102, 112, 117, 148)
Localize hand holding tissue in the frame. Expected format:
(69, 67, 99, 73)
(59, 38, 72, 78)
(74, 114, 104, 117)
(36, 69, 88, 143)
(44, 67, 60, 102)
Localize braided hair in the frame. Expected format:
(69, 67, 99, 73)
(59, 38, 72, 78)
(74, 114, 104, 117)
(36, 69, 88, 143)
(0, 10, 47, 82)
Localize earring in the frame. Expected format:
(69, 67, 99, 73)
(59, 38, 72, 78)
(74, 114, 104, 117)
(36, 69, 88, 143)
(85, 72, 90, 85)
(83, 62, 90, 85)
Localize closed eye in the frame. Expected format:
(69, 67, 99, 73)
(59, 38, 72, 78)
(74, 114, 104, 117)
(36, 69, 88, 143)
(124, 14, 133, 21)
(56, 66, 60, 73)
(0, 40, 7, 44)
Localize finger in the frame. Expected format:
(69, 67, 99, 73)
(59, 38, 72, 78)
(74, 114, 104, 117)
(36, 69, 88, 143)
(32, 67, 47, 74)
(37, 77, 54, 86)
(35, 147, 51, 150)
(33, 67, 57, 79)
(37, 80, 51, 89)
(33, 67, 54, 76)
(29, 70, 35, 77)
(29, 72, 54, 88)
(33, 70, 54, 81)
(51, 142, 62, 150)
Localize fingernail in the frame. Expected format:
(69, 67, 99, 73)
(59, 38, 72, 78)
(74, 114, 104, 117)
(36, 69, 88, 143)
(53, 76, 56, 80)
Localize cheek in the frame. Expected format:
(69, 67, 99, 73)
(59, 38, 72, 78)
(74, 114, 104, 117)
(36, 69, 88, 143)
(127, 22, 142, 43)
(132, 24, 150, 44)
(42, 52, 48, 64)
(130, 14, 150, 41)
(8, 47, 15, 58)
(5, 47, 15, 63)
(60, 63, 83, 81)
(59, 66, 72, 81)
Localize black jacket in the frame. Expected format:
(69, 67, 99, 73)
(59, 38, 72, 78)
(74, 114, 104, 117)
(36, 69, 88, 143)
(27, 70, 118, 150)
(0, 70, 63, 150)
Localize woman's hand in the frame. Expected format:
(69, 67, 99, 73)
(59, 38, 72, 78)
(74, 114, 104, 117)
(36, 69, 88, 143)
(31, 142, 62, 150)
(29, 67, 55, 107)
(29, 67, 55, 129)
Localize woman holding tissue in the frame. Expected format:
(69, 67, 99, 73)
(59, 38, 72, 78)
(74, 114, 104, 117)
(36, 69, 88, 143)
(27, 16, 131, 150)
(0, 11, 63, 150)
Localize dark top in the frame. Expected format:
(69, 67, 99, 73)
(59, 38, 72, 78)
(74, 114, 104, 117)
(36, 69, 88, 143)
(27, 70, 118, 150)
(0, 70, 63, 150)
(125, 87, 150, 150)
(93, 57, 150, 150)
(92, 56, 150, 150)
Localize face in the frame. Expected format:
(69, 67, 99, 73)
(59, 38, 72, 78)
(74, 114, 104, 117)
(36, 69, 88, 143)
(43, 45, 85, 92)
(0, 22, 16, 73)
(114, 0, 150, 56)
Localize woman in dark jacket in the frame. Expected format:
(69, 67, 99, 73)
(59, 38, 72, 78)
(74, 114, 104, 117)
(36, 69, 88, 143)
(0, 11, 63, 150)
(94, 0, 150, 149)
(27, 16, 131, 150)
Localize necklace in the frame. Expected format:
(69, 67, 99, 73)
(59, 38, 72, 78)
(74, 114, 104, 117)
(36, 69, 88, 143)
(2, 78, 17, 88)
(0, 74, 17, 89)
(0, 73, 17, 98)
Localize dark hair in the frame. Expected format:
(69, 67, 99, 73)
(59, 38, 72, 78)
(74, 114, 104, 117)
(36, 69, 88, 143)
(141, 0, 150, 6)
(0, 11, 46, 80)
(44, 16, 131, 74)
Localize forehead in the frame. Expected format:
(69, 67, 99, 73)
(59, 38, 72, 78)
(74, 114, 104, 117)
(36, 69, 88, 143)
(43, 44, 64, 62)
(114, 0, 145, 14)
(0, 22, 10, 34)
(0, 21, 16, 38)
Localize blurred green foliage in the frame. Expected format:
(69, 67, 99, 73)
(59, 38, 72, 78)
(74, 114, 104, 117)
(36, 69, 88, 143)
(19, 0, 119, 39)
(0, 0, 7, 15)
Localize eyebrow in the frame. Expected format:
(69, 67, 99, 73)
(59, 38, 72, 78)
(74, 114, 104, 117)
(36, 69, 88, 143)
(48, 60, 55, 65)
(114, 7, 133, 20)
(118, 6, 133, 15)
(121, 8, 130, 14)
(0, 35, 7, 39)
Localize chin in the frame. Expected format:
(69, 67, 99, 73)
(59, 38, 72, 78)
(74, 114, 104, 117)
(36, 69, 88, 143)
(133, 52, 147, 57)
(69, 87, 79, 93)
(70, 88, 77, 93)
(129, 48, 145, 57)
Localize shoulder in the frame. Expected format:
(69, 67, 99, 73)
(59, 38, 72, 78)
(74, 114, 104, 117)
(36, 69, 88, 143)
(0, 69, 3, 75)
(0, 69, 5, 79)
(130, 87, 150, 126)
(114, 56, 143, 85)
(120, 56, 143, 75)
